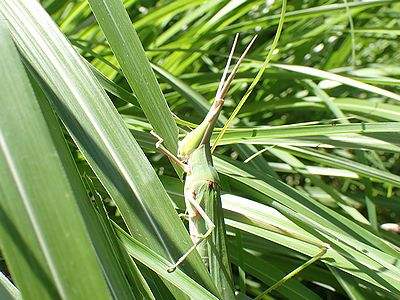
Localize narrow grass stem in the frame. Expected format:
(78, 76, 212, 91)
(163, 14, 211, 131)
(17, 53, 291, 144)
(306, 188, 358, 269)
(211, 0, 287, 153)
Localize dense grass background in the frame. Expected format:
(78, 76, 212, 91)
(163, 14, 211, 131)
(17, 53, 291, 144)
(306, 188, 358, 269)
(1, 0, 400, 299)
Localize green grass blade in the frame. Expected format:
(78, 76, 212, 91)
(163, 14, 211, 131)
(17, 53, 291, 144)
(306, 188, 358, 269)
(273, 63, 400, 101)
(229, 244, 322, 300)
(87, 0, 181, 175)
(88, 64, 140, 108)
(205, 186, 235, 299)
(213, 121, 400, 153)
(0, 0, 217, 296)
(0, 22, 113, 300)
(30, 72, 137, 300)
(281, 146, 400, 186)
(273, 98, 400, 122)
(0, 272, 20, 300)
(214, 158, 400, 294)
(114, 223, 219, 300)
(212, 0, 287, 151)
(329, 266, 369, 300)
(84, 175, 154, 299)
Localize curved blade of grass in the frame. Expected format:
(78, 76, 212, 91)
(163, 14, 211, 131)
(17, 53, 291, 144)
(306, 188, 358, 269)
(211, 0, 287, 152)
(273, 64, 400, 102)
(280, 145, 400, 187)
(0, 272, 20, 300)
(0, 22, 114, 300)
(114, 223, 219, 300)
(0, 0, 217, 295)
(87, 0, 181, 176)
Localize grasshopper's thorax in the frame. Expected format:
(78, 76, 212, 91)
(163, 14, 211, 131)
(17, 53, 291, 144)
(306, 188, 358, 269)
(184, 143, 219, 224)
(183, 144, 220, 271)
(185, 144, 219, 187)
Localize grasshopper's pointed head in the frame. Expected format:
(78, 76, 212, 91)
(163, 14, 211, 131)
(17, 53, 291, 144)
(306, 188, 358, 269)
(178, 120, 209, 161)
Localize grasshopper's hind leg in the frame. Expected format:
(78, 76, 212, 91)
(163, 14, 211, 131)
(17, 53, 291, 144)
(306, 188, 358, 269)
(167, 193, 216, 272)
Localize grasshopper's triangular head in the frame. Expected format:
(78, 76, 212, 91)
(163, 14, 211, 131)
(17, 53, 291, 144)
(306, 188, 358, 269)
(177, 121, 208, 161)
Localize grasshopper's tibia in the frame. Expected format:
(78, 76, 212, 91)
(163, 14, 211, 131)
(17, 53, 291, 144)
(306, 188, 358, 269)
(151, 130, 189, 173)
(167, 193, 216, 272)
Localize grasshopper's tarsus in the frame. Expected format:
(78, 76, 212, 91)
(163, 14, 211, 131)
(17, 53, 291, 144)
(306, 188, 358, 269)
(166, 266, 176, 273)
(178, 212, 189, 220)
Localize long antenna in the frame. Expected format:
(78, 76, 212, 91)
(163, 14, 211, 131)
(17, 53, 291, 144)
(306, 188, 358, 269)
(200, 35, 257, 146)
(216, 33, 239, 100)
(216, 35, 257, 101)
(211, 0, 287, 153)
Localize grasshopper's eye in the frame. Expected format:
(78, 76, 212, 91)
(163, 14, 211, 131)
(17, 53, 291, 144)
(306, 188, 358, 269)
(177, 140, 184, 159)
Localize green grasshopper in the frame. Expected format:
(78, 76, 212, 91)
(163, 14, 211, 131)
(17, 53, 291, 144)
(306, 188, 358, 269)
(152, 34, 331, 298)
(152, 34, 256, 298)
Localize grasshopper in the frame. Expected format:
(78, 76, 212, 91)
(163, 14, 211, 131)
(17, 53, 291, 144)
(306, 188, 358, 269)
(152, 34, 331, 298)
(152, 34, 256, 298)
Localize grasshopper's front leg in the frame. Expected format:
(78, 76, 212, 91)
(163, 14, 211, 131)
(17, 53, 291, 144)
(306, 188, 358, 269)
(151, 131, 189, 173)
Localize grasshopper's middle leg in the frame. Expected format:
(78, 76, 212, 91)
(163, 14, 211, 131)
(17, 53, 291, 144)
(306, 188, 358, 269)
(167, 192, 216, 272)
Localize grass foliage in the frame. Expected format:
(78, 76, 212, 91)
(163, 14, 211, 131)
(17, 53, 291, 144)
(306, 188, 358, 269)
(1, 0, 400, 299)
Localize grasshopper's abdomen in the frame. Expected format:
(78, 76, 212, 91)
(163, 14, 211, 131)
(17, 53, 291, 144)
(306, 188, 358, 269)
(185, 180, 214, 269)
(185, 145, 234, 298)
